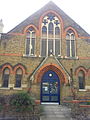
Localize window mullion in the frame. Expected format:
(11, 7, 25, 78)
(47, 23, 48, 56)
(70, 35, 72, 57)
(29, 32, 32, 56)
(53, 23, 55, 56)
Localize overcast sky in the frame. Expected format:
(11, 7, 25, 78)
(0, 0, 90, 34)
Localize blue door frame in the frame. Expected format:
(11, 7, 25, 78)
(41, 70, 60, 104)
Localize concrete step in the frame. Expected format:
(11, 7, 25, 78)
(40, 105, 73, 120)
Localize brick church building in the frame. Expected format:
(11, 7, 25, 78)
(0, 1, 90, 104)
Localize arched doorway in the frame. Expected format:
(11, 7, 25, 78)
(41, 70, 60, 104)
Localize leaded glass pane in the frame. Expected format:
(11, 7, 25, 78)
(26, 32, 30, 38)
(66, 40, 70, 57)
(48, 22, 53, 35)
(41, 39, 47, 56)
(42, 26, 47, 37)
(66, 34, 70, 40)
(78, 71, 85, 89)
(55, 39, 60, 56)
(15, 74, 22, 88)
(32, 32, 35, 38)
(71, 34, 75, 40)
(71, 40, 75, 57)
(48, 39, 53, 56)
(26, 38, 30, 55)
(79, 76, 85, 89)
(55, 27, 60, 35)
(2, 74, 9, 87)
(31, 38, 35, 55)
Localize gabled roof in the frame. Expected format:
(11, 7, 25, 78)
(8, 1, 90, 38)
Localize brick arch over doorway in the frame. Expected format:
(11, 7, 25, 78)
(35, 64, 68, 84)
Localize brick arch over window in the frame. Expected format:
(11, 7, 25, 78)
(75, 66, 87, 76)
(23, 24, 39, 36)
(1, 64, 13, 74)
(87, 69, 90, 77)
(64, 27, 78, 38)
(39, 10, 64, 36)
(35, 64, 68, 84)
(13, 64, 26, 74)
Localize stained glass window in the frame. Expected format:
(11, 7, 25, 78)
(41, 13, 61, 56)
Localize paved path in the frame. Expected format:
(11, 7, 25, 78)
(40, 105, 73, 120)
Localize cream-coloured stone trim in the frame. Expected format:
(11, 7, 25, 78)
(65, 56, 79, 59)
(23, 54, 37, 57)
(79, 89, 87, 91)
(13, 88, 22, 90)
(0, 87, 10, 90)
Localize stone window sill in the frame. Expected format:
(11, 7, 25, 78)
(0, 87, 10, 90)
(64, 56, 79, 60)
(13, 88, 22, 90)
(23, 54, 37, 57)
(79, 89, 87, 92)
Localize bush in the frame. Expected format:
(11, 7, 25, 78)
(10, 92, 35, 112)
(87, 102, 90, 105)
(0, 95, 5, 105)
(0, 104, 3, 112)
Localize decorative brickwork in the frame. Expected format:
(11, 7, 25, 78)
(75, 66, 87, 76)
(13, 64, 26, 74)
(23, 24, 39, 36)
(64, 26, 78, 38)
(39, 10, 64, 37)
(35, 64, 68, 84)
(1, 63, 13, 74)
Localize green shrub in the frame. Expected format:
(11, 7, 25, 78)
(0, 95, 5, 105)
(10, 92, 35, 112)
(0, 104, 3, 112)
(87, 102, 90, 105)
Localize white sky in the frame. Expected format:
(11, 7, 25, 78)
(0, 0, 90, 34)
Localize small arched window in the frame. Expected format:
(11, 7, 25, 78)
(26, 27, 36, 56)
(66, 29, 76, 57)
(41, 13, 61, 56)
(78, 71, 85, 89)
(48, 22, 54, 35)
(2, 68, 10, 87)
(55, 27, 60, 35)
(15, 68, 22, 88)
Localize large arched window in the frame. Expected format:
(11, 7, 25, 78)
(26, 27, 36, 56)
(2, 68, 10, 87)
(15, 68, 22, 88)
(78, 71, 85, 89)
(66, 29, 76, 57)
(41, 13, 61, 56)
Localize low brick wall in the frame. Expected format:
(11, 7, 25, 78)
(0, 105, 40, 120)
